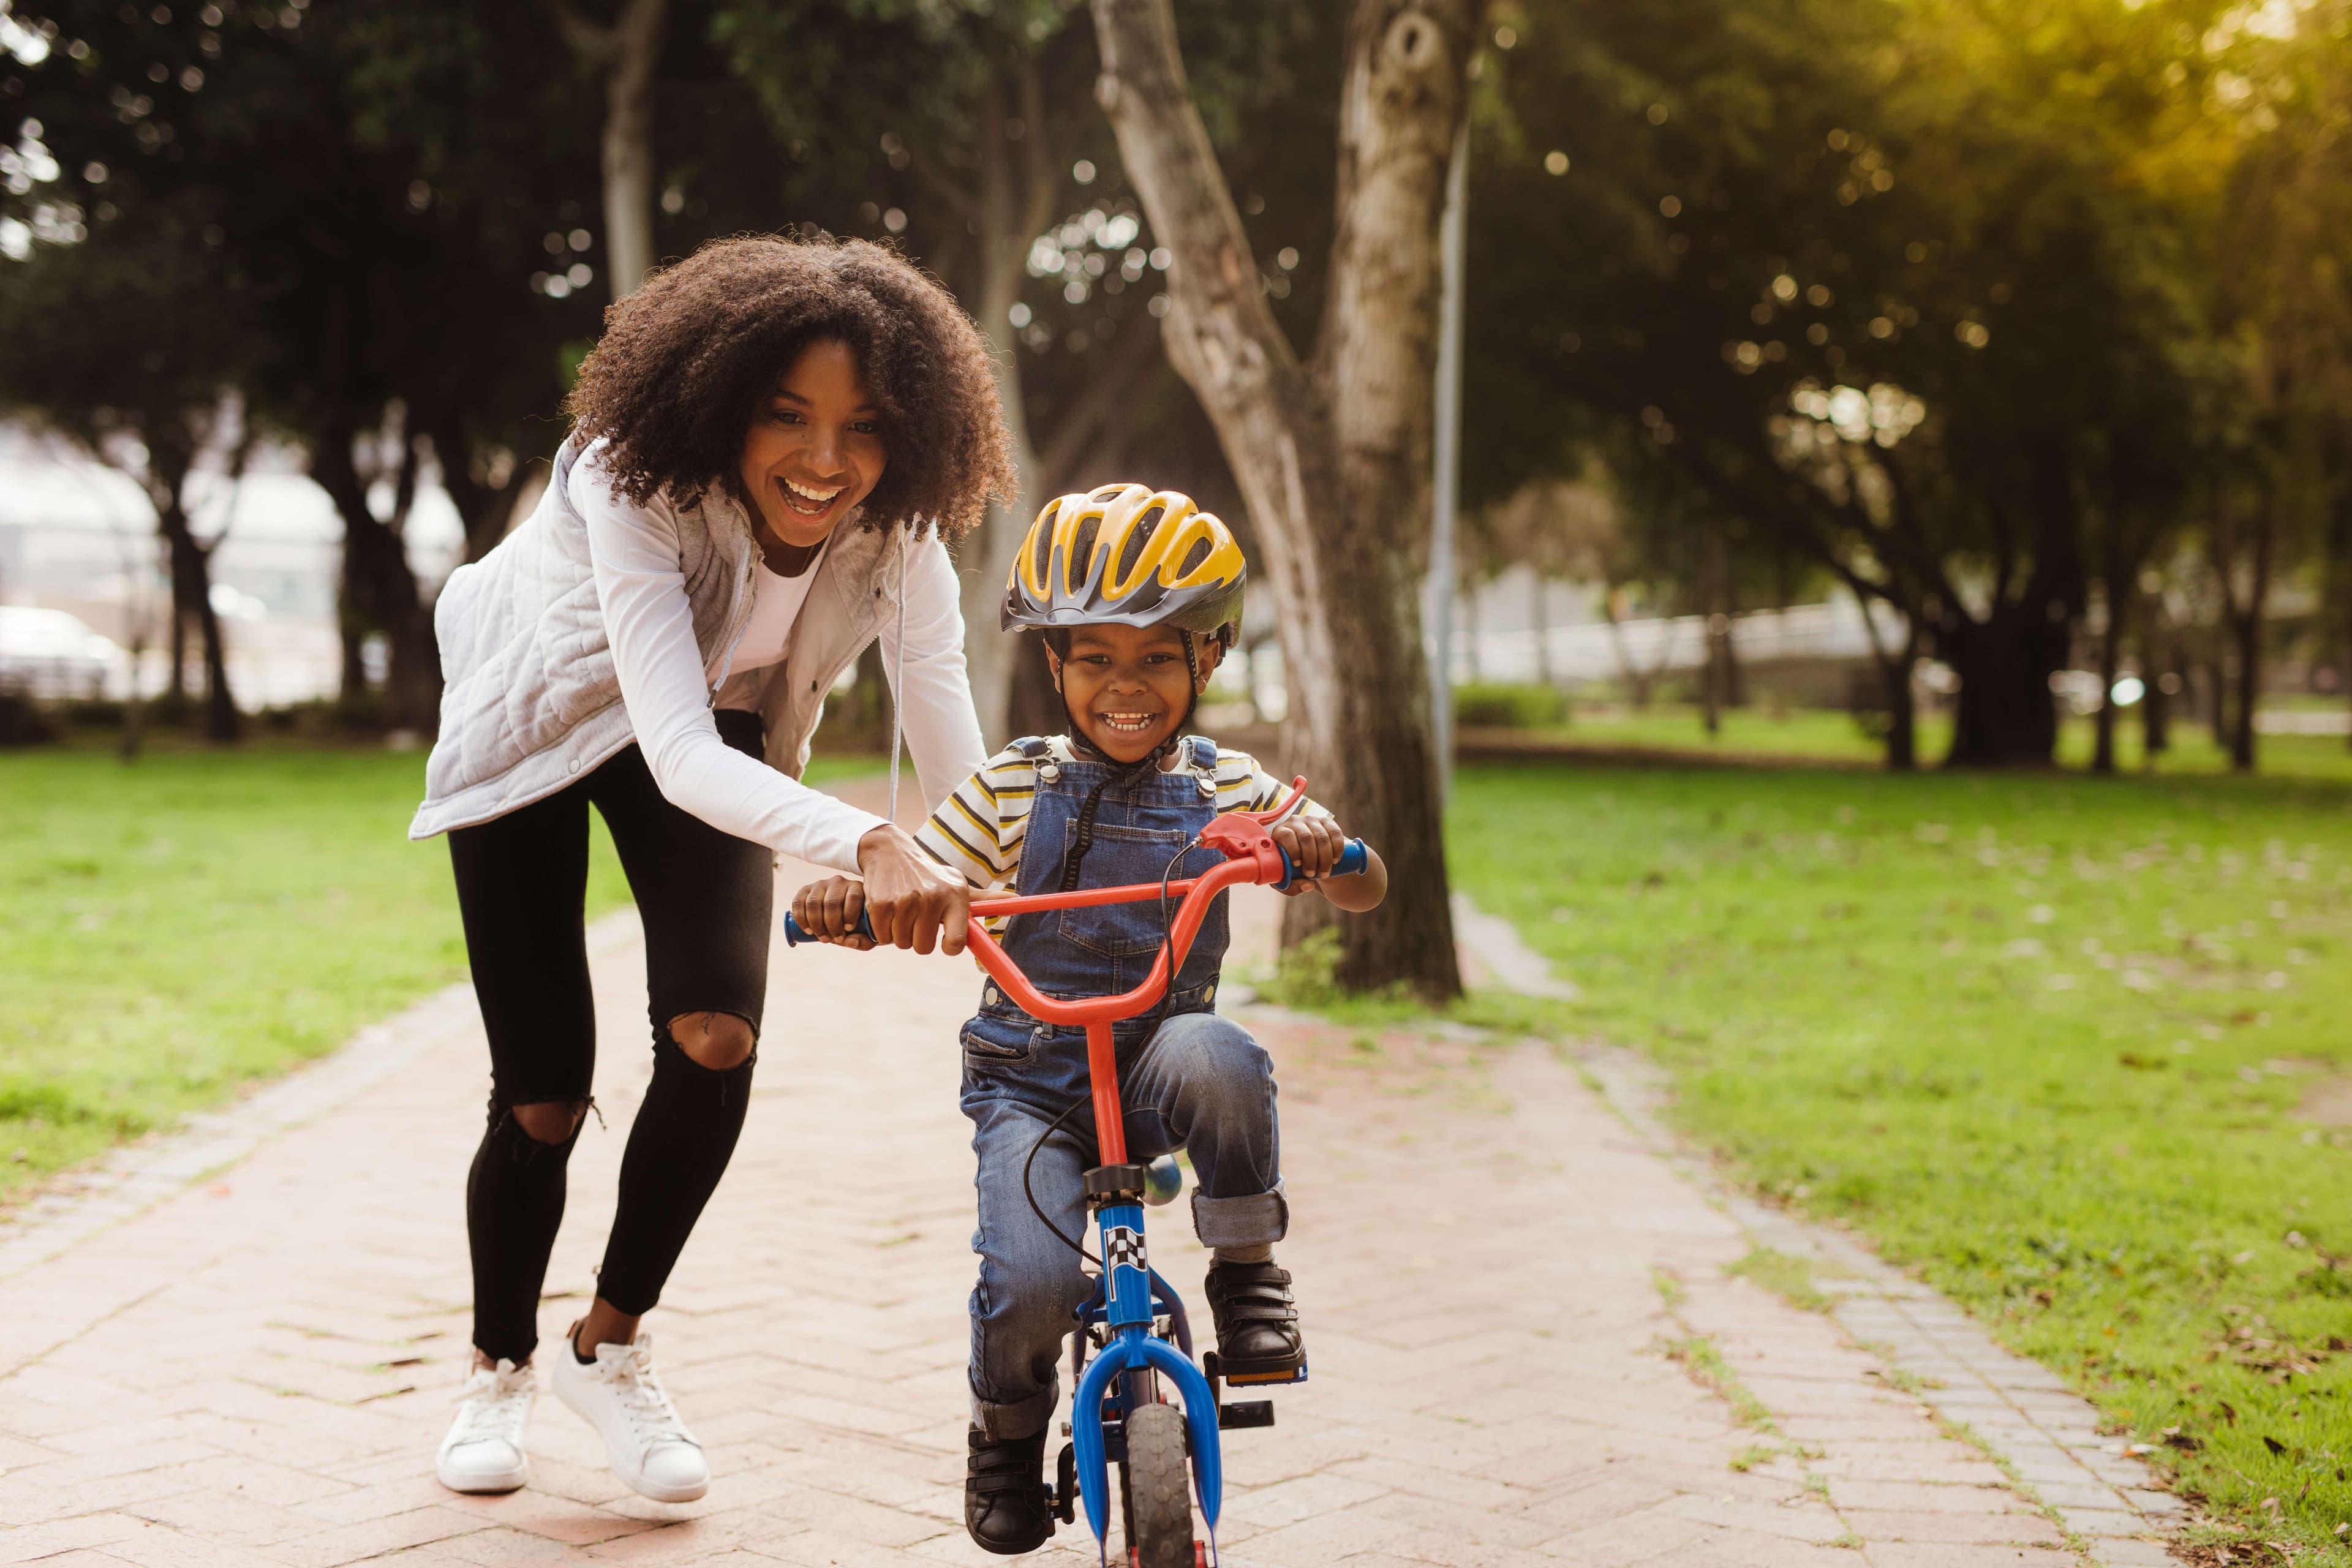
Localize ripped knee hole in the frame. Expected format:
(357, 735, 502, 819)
(509, 1099, 590, 1144)
(667, 1011, 756, 1071)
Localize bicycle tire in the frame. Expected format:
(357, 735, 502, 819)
(1118, 1402, 1194, 1568)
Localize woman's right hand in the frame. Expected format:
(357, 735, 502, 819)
(790, 876, 877, 950)
(854, 825, 971, 955)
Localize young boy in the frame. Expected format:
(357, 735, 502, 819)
(791, 484, 1387, 1554)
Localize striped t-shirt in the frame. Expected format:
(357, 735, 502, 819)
(915, 736, 1326, 899)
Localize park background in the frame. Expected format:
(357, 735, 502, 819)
(2, 0, 2351, 1561)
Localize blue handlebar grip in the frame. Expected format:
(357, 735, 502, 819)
(783, 908, 874, 947)
(1273, 837, 1371, 891)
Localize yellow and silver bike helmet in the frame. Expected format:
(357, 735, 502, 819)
(1003, 483, 1245, 646)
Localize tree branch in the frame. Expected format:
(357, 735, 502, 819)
(545, 0, 613, 64)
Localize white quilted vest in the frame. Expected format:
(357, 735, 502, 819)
(408, 438, 902, 840)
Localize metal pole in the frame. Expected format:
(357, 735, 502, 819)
(1428, 124, 1469, 806)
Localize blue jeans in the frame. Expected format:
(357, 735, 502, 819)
(962, 1009, 1287, 1439)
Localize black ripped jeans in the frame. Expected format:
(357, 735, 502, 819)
(448, 710, 773, 1365)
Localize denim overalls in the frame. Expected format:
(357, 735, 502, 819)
(959, 736, 1287, 1439)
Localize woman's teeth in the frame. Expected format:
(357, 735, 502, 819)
(779, 477, 842, 515)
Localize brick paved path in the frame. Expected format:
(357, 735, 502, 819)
(0, 794, 2182, 1567)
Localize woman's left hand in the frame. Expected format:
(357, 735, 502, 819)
(791, 876, 876, 949)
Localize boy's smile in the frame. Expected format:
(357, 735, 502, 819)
(1050, 622, 1221, 764)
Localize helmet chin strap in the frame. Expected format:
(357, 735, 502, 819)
(1056, 631, 1205, 893)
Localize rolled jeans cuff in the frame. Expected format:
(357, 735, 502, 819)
(1190, 1185, 1287, 1250)
(971, 1381, 1058, 1442)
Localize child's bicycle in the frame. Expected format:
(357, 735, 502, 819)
(786, 782, 1368, 1567)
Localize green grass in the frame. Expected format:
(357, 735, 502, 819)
(0, 737, 883, 1200)
(1505, 701, 2352, 781)
(1725, 1245, 1836, 1313)
(1447, 758, 2352, 1560)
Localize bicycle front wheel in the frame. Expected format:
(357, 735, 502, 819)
(1119, 1401, 1194, 1568)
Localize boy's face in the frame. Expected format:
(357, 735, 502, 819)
(1049, 622, 1223, 764)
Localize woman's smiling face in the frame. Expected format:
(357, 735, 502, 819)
(737, 337, 887, 548)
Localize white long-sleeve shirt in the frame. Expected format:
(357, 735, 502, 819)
(576, 446, 988, 874)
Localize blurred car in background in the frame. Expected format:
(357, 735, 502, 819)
(0, 606, 124, 699)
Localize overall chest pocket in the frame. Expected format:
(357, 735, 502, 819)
(1055, 823, 1219, 958)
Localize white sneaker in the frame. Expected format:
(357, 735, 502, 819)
(551, 1332, 710, 1502)
(435, 1359, 535, 1494)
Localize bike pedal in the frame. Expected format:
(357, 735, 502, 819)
(1216, 1399, 1275, 1430)
(1049, 1441, 1077, 1525)
(1219, 1363, 1309, 1386)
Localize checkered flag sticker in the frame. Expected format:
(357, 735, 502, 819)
(1103, 1225, 1148, 1277)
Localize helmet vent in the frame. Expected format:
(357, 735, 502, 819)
(1030, 507, 1056, 586)
(1068, 518, 1102, 590)
(1115, 509, 1159, 581)
(1176, 536, 1213, 578)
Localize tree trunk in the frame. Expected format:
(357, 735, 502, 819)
(1602, 589, 1653, 708)
(1851, 589, 1916, 771)
(2230, 582, 2267, 775)
(2211, 493, 2276, 774)
(1882, 650, 1917, 770)
(1942, 580, 2073, 767)
(140, 440, 239, 742)
(2090, 584, 2124, 775)
(952, 75, 1054, 751)
(2141, 663, 2169, 758)
(1091, 0, 1471, 1000)
(1529, 570, 1550, 688)
(556, 0, 668, 300)
(1005, 625, 1065, 742)
(155, 503, 239, 742)
(314, 426, 442, 732)
(1701, 530, 1726, 736)
(164, 601, 190, 709)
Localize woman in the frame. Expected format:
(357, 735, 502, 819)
(407, 236, 1015, 1502)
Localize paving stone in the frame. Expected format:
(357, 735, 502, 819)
(0, 797, 2203, 1565)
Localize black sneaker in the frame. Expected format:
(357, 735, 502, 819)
(1204, 1257, 1306, 1380)
(965, 1426, 1052, 1554)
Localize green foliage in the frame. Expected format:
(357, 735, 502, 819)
(1453, 682, 1570, 729)
(1462, 0, 2314, 764)
(1449, 759, 2352, 1559)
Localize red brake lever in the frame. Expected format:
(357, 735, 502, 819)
(1198, 775, 1310, 885)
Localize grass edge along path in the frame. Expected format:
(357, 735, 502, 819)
(0, 742, 881, 1207)
(1270, 758, 2352, 1565)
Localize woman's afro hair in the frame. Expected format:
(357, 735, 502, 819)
(565, 235, 1018, 539)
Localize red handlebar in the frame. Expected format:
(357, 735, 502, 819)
(961, 777, 1311, 1026)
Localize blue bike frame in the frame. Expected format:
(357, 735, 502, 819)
(1066, 1205, 1226, 1558)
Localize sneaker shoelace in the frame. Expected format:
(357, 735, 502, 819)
(601, 1340, 693, 1447)
(450, 1364, 533, 1446)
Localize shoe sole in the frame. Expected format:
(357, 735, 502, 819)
(435, 1457, 529, 1494)
(553, 1368, 709, 1503)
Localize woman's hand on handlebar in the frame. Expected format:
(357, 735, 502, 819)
(854, 825, 971, 956)
(1272, 814, 1387, 911)
(790, 876, 877, 950)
